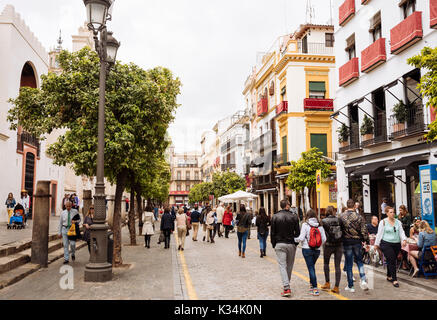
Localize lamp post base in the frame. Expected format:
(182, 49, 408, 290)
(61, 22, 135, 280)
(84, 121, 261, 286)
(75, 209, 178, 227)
(84, 262, 113, 282)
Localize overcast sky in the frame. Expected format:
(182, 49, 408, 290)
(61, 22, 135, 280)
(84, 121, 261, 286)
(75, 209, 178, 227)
(2, 0, 332, 153)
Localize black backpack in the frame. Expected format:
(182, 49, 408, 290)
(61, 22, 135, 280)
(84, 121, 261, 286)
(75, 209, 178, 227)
(325, 217, 342, 243)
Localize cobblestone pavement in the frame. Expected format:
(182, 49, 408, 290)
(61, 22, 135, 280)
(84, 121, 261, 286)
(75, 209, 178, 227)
(176, 228, 437, 300)
(0, 224, 436, 300)
(0, 216, 60, 245)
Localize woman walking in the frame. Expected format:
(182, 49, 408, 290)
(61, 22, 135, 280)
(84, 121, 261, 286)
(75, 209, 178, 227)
(83, 205, 94, 253)
(375, 206, 407, 287)
(5, 193, 16, 220)
(160, 207, 174, 249)
(256, 207, 271, 258)
(176, 208, 188, 250)
(294, 209, 326, 296)
(206, 207, 216, 244)
(236, 204, 252, 258)
(321, 206, 343, 294)
(142, 205, 155, 249)
(223, 205, 233, 238)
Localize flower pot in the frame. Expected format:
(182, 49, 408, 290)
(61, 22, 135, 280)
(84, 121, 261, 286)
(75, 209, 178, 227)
(393, 122, 405, 134)
(363, 133, 373, 141)
(340, 141, 349, 148)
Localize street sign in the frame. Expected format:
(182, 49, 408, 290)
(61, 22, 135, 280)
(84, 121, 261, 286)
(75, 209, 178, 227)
(316, 170, 322, 193)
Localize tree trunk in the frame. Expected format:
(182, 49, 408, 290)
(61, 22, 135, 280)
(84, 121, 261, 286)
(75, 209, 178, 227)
(128, 181, 137, 246)
(136, 185, 143, 235)
(301, 189, 306, 219)
(113, 169, 128, 267)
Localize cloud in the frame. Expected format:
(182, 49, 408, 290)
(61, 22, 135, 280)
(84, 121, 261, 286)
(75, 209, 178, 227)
(1, 0, 332, 153)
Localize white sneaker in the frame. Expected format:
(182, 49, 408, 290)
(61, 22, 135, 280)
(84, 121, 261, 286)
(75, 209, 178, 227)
(360, 280, 369, 291)
(345, 286, 355, 293)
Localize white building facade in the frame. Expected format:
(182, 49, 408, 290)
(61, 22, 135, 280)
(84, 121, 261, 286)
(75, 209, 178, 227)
(334, 0, 437, 220)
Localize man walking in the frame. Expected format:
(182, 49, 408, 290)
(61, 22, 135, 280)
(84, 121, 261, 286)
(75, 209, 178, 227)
(215, 203, 225, 238)
(58, 201, 80, 264)
(153, 205, 159, 221)
(340, 199, 370, 293)
(190, 205, 201, 241)
(271, 200, 301, 297)
(200, 206, 208, 242)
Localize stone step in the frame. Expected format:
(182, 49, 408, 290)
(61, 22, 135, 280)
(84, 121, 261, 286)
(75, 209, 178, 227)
(0, 239, 65, 275)
(0, 241, 88, 290)
(0, 233, 60, 258)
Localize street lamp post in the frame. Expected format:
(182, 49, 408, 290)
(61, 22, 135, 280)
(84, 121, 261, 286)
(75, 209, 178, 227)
(83, 0, 120, 283)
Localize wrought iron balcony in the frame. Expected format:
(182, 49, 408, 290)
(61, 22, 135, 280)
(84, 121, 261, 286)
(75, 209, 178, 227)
(339, 57, 359, 87)
(17, 131, 41, 157)
(274, 153, 291, 167)
(304, 98, 334, 111)
(361, 38, 386, 73)
(297, 42, 334, 55)
(276, 101, 288, 115)
(390, 11, 423, 55)
(339, 0, 355, 26)
(339, 123, 361, 154)
(389, 104, 428, 140)
(361, 113, 389, 148)
(257, 98, 268, 117)
(221, 163, 236, 171)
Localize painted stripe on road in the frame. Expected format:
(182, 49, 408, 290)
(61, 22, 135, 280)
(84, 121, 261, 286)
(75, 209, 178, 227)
(247, 248, 349, 301)
(175, 235, 198, 300)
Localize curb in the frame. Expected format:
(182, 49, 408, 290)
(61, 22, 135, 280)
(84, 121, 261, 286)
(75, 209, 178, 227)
(369, 265, 437, 294)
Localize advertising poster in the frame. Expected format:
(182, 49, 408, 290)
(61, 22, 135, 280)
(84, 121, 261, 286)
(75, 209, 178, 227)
(419, 165, 435, 229)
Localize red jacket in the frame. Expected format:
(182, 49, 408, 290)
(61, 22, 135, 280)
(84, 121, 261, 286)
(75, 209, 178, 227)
(223, 210, 233, 226)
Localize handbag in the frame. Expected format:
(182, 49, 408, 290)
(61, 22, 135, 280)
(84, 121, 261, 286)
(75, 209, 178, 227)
(186, 229, 190, 237)
(159, 232, 165, 243)
(67, 223, 76, 237)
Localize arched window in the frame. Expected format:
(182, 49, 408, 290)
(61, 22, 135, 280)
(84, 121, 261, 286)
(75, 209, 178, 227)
(20, 62, 37, 88)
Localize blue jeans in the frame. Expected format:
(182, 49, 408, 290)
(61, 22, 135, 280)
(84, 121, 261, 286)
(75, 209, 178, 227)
(302, 248, 320, 288)
(258, 231, 269, 251)
(61, 227, 76, 262)
(237, 231, 248, 253)
(343, 243, 367, 288)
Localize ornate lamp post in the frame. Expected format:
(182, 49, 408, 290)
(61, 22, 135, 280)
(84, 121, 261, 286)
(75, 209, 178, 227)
(83, 0, 120, 282)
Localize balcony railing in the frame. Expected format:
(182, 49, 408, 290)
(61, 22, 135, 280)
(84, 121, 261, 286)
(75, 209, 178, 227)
(221, 163, 236, 171)
(17, 132, 41, 157)
(304, 98, 334, 111)
(361, 38, 386, 73)
(339, 57, 359, 87)
(276, 101, 288, 115)
(361, 113, 389, 148)
(432, 0, 437, 28)
(257, 98, 268, 117)
(297, 42, 334, 55)
(389, 104, 428, 140)
(253, 172, 276, 187)
(274, 153, 291, 167)
(339, 123, 361, 153)
(390, 11, 423, 55)
(339, 0, 355, 26)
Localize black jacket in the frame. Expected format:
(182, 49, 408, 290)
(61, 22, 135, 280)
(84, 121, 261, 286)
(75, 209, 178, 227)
(256, 215, 271, 235)
(160, 213, 174, 231)
(199, 209, 207, 224)
(271, 210, 300, 248)
(236, 212, 251, 229)
(321, 216, 342, 247)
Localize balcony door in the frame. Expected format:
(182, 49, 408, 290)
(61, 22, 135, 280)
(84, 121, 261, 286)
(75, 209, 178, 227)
(348, 104, 360, 147)
(371, 88, 387, 142)
(302, 35, 308, 53)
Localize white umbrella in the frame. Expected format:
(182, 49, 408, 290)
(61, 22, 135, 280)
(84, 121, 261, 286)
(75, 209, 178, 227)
(218, 190, 258, 202)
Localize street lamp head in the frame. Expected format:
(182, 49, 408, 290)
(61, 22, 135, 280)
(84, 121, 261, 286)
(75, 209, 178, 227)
(106, 31, 120, 64)
(83, 0, 113, 33)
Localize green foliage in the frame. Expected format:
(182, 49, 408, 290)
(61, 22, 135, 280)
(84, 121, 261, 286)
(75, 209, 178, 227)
(211, 171, 246, 199)
(286, 148, 331, 192)
(8, 47, 181, 184)
(337, 123, 349, 143)
(392, 101, 408, 123)
(188, 182, 213, 203)
(360, 115, 374, 136)
(408, 46, 437, 141)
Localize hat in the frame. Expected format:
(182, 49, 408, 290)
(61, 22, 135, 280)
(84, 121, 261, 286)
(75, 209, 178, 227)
(21, 189, 28, 193)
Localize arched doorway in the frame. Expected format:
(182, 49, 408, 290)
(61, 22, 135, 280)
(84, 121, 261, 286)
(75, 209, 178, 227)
(19, 62, 38, 219)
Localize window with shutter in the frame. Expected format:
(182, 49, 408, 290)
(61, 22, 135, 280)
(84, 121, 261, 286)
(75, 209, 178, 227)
(309, 81, 326, 99)
(310, 134, 328, 156)
(345, 34, 356, 60)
